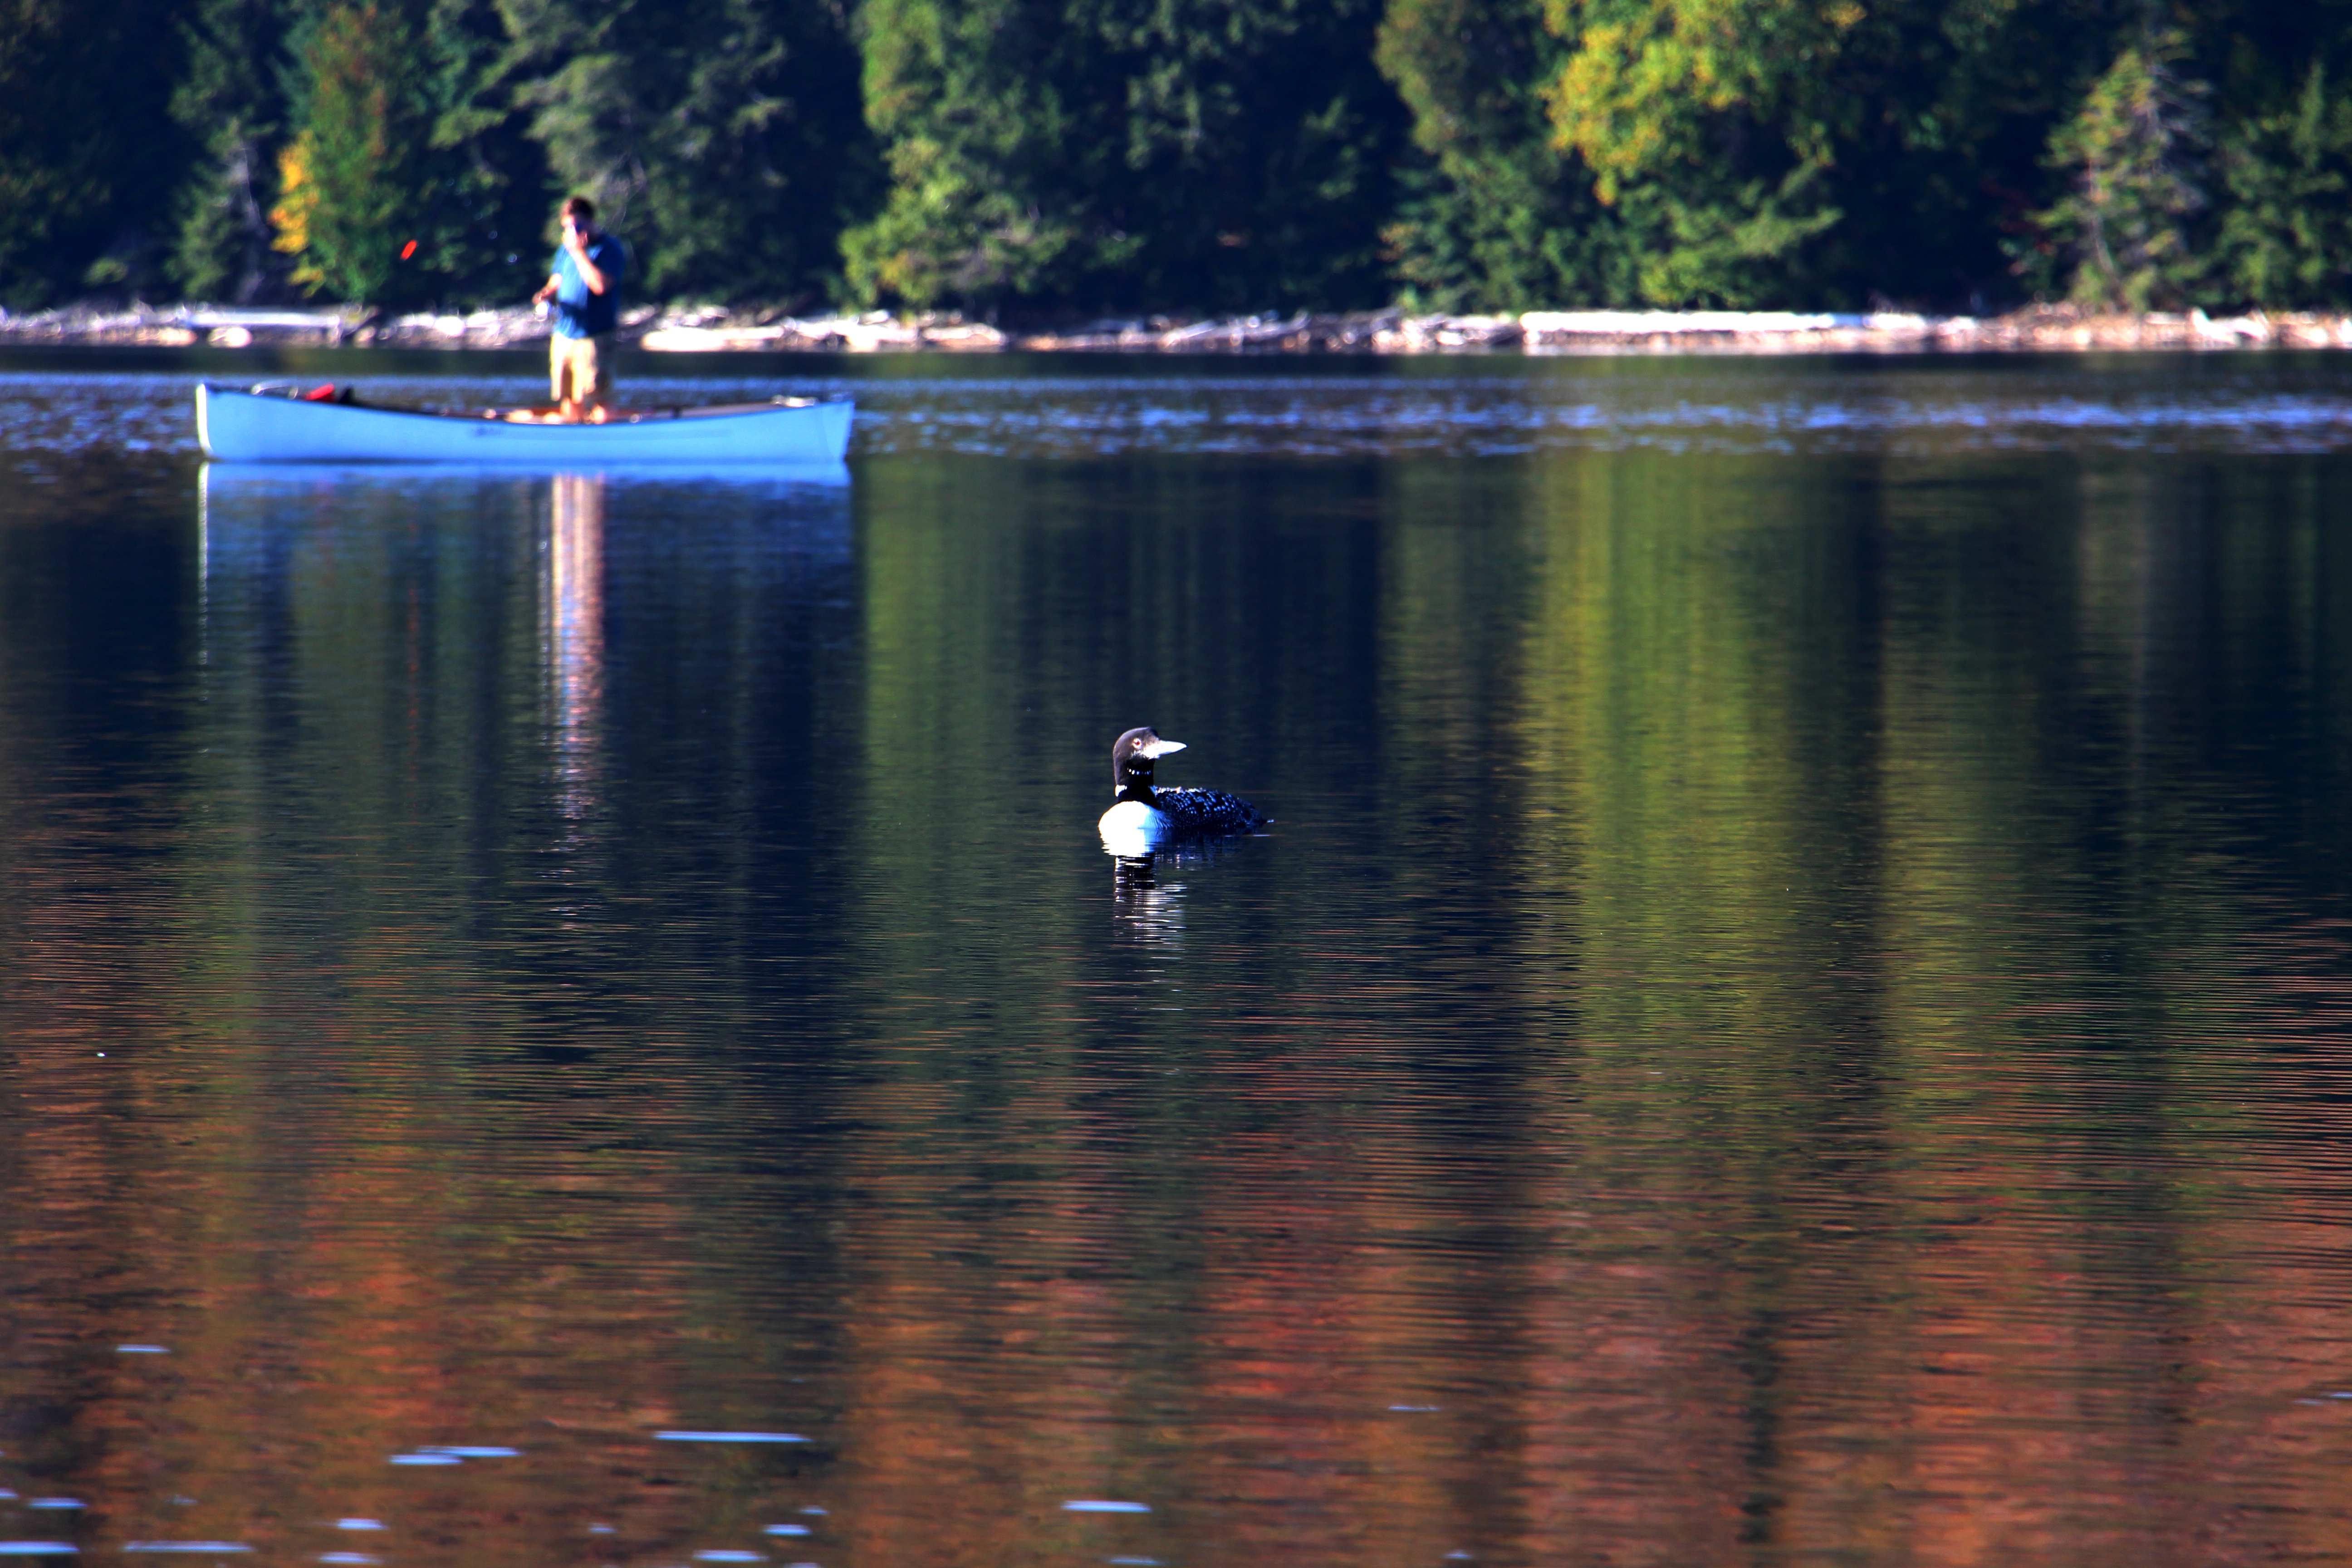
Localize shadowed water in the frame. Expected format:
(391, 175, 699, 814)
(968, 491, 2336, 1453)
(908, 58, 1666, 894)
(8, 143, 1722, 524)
(5, 351, 2352, 1568)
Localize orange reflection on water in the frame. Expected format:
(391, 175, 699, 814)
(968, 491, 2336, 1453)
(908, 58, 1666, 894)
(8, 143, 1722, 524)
(546, 473, 605, 823)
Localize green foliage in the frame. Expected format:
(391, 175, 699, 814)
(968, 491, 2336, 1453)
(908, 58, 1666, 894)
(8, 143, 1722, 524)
(0, 0, 188, 305)
(272, 2, 433, 304)
(500, 0, 877, 308)
(169, 0, 294, 301)
(2210, 62, 2352, 309)
(1534, 0, 1856, 306)
(1376, 0, 1637, 309)
(268, 0, 544, 307)
(412, 0, 553, 302)
(2036, 24, 2209, 311)
(843, 0, 1403, 314)
(1529, 0, 2126, 311)
(0, 0, 91, 305)
(843, 0, 1129, 306)
(32, 0, 2352, 315)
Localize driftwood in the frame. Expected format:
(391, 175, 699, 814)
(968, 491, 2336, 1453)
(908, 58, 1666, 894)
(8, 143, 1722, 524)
(643, 310, 1510, 352)
(1514, 306, 2332, 352)
(633, 305, 2345, 354)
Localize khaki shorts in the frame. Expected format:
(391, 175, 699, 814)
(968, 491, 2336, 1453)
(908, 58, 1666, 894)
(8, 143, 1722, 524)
(551, 333, 614, 405)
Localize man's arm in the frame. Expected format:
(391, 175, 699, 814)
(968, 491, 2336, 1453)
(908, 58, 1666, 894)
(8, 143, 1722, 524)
(532, 271, 563, 304)
(567, 234, 608, 295)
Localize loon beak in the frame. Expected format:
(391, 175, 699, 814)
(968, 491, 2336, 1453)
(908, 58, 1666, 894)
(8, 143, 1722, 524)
(1140, 738, 1186, 759)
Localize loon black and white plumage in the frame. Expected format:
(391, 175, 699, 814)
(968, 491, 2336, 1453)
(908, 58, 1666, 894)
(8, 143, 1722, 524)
(1098, 726, 1267, 855)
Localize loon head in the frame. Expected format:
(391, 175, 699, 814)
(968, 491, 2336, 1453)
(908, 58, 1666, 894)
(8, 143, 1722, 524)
(1110, 726, 1186, 797)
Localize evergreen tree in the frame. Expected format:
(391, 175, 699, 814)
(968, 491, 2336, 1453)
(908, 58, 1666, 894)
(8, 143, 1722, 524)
(1535, 0, 1853, 306)
(272, 1, 434, 304)
(2210, 62, 2352, 308)
(2035, 22, 2209, 311)
(500, 0, 877, 307)
(0, 0, 96, 304)
(845, 0, 1137, 307)
(1535, 0, 2123, 310)
(170, 0, 296, 302)
(269, 0, 535, 307)
(844, 0, 1404, 314)
(1376, 0, 1637, 309)
(21, 0, 2352, 317)
(0, 0, 189, 305)
(413, 0, 549, 302)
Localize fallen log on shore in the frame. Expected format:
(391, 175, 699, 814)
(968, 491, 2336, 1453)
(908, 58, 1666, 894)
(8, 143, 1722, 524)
(1513, 306, 2342, 351)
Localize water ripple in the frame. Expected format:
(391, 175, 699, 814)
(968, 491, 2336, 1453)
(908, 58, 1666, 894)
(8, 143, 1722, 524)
(5, 358, 2352, 460)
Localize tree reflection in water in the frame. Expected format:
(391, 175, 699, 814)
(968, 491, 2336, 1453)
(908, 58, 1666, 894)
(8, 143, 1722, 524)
(16, 373, 2352, 1568)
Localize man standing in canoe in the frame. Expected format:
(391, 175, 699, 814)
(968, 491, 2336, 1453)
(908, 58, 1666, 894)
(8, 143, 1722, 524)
(532, 196, 626, 423)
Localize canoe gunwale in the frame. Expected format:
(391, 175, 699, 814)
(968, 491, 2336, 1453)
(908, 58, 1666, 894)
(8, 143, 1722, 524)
(196, 383, 854, 464)
(204, 383, 838, 425)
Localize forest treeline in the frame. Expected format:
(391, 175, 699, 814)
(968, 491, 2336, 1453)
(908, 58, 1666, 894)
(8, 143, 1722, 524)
(5, 0, 2352, 318)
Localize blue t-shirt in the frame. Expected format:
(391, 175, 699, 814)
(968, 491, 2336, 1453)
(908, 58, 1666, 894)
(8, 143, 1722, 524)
(551, 232, 625, 338)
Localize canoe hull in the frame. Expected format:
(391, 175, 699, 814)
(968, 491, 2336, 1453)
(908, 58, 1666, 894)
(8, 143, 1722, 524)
(197, 384, 853, 464)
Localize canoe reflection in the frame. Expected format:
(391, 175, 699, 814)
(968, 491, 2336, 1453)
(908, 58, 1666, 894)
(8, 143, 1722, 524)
(197, 462, 849, 848)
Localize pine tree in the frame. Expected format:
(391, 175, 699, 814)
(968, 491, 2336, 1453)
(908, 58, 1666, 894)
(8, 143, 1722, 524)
(843, 0, 1126, 307)
(0, 0, 188, 305)
(2036, 23, 2209, 312)
(1535, 0, 1853, 307)
(272, 2, 432, 305)
(412, 0, 549, 303)
(501, 0, 877, 308)
(0, 0, 95, 304)
(844, 0, 1404, 314)
(2212, 62, 2352, 309)
(268, 0, 534, 307)
(1375, 0, 1637, 309)
(170, 0, 295, 302)
(1534, 0, 2125, 311)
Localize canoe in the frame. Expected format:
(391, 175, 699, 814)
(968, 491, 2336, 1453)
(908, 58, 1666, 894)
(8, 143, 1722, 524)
(196, 383, 853, 464)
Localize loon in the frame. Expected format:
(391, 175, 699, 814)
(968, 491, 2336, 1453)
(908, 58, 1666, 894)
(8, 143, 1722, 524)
(1098, 726, 1268, 856)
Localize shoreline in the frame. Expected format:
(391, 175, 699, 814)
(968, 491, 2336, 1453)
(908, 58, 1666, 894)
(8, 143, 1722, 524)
(1, 302, 2342, 355)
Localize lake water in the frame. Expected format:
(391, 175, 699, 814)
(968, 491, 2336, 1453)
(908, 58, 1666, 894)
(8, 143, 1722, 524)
(5, 345, 2352, 1568)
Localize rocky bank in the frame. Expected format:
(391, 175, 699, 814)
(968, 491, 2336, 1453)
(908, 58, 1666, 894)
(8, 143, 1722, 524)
(2, 301, 2342, 354)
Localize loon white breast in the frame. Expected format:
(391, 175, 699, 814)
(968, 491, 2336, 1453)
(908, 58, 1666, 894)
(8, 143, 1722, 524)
(1098, 726, 1268, 855)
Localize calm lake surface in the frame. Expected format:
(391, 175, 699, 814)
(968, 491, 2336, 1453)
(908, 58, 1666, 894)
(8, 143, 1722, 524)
(5, 345, 2352, 1568)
